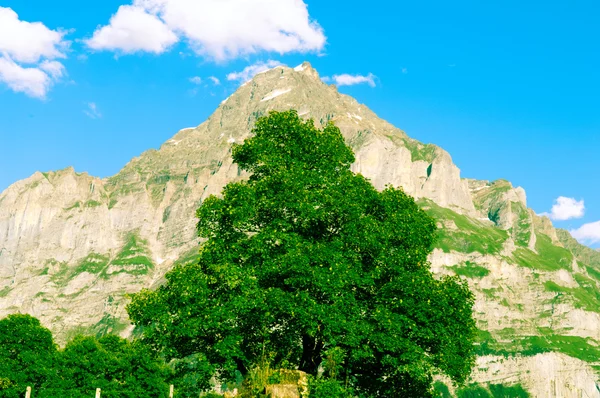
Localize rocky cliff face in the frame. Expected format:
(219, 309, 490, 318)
(1, 62, 598, 397)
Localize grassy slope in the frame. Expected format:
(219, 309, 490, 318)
(419, 199, 600, 395)
(419, 198, 508, 255)
(557, 228, 600, 270)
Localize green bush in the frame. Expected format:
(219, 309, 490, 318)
(308, 378, 352, 398)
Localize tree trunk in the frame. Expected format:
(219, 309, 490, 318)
(298, 334, 323, 375)
(235, 357, 248, 376)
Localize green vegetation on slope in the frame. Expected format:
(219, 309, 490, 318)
(48, 232, 154, 288)
(519, 335, 600, 363)
(457, 384, 492, 398)
(489, 384, 530, 398)
(105, 232, 154, 277)
(51, 254, 109, 287)
(419, 199, 508, 255)
(455, 383, 530, 398)
(544, 273, 600, 313)
(475, 326, 600, 364)
(382, 134, 438, 163)
(401, 138, 438, 162)
(509, 201, 531, 247)
(63, 201, 81, 211)
(348, 129, 371, 150)
(512, 233, 573, 272)
(433, 381, 452, 398)
(585, 265, 600, 283)
(472, 180, 513, 212)
(450, 261, 490, 279)
(84, 199, 102, 208)
(470, 180, 532, 248)
(557, 228, 600, 269)
(73, 253, 110, 275)
(92, 312, 129, 337)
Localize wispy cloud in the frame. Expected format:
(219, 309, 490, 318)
(322, 73, 377, 87)
(227, 60, 283, 83)
(84, 102, 102, 119)
(208, 76, 220, 85)
(401, 67, 408, 74)
(571, 221, 600, 245)
(189, 76, 202, 85)
(540, 197, 585, 221)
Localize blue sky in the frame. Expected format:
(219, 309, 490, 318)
(0, 0, 599, 246)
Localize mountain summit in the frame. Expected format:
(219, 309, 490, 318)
(1, 63, 599, 396)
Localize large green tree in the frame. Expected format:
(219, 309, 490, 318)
(128, 110, 477, 396)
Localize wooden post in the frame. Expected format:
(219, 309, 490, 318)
(169, 384, 174, 398)
(25, 386, 31, 398)
(95, 388, 101, 398)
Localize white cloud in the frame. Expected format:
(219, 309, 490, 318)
(208, 76, 220, 85)
(0, 56, 54, 98)
(541, 197, 585, 221)
(323, 73, 377, 87)
(84, 102, 102, 119)
(39, 60, 65, 79)
(226, 60, 283, 83)
(571, 221, 600, 245)
(0, 7, 69, 98)
(189, 76, 202, 84)
(0, 7, 68, 63)
(86, 5, 178, 54)
(86, 0, 325, 60)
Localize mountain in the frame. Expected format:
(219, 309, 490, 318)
(1, 62, 599, 397)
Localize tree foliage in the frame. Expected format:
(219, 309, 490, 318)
(128, 110, 477, 396)
(44, 334, 171, 397)
(0, 314, 57, 398)
(0, 314, 171, 397)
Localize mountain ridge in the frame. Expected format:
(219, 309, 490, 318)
(1, 62, 599, 397)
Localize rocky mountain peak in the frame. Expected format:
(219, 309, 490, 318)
(3, 62, 599, 396)
(0, 62, 478, 343)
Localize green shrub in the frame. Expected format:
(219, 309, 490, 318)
(309, 378, 352, 398)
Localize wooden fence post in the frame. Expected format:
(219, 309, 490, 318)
(25, 386, 31, 398)
(95, 388, 101, 398)
(169, 384, 174, 398)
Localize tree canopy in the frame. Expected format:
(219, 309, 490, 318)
(45, 334, 171, 397)
(128, 110, 477, 397)
(0, 314, 57, 398)
(0, 314, 171, 398)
